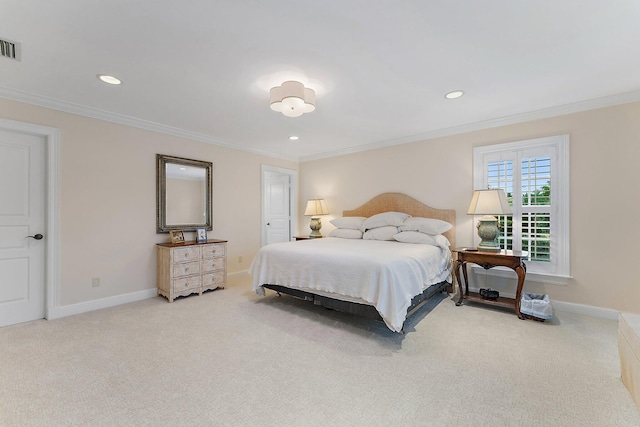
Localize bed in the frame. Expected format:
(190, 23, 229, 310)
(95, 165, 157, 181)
(249, 193, 456, 333)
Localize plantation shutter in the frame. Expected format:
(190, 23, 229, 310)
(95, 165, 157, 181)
(473, 136, 569, 277)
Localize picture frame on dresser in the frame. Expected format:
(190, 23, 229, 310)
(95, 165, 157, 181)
(196, 227, 207, 243)
(169, 229, 185, 244)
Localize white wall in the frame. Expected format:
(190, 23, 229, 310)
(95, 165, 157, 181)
(0, 98, 297, 306)
(2, 96, 638, 315)
(300, 102, 640, 314)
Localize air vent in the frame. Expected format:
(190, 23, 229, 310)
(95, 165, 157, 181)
(0, 38, 21, 61)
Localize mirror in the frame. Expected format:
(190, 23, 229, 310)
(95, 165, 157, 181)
(157, 154, 213, 233)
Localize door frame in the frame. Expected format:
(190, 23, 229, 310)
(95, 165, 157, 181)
(261, 165, 298, 247)
(0, 118, 60, 321)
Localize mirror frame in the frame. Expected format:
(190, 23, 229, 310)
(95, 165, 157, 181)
(156, 154, 213, 233)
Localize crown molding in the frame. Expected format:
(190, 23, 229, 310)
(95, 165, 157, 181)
(0, 86, 298, 162)
(2, 85, 639, 164)
(299, 89, 640, 162)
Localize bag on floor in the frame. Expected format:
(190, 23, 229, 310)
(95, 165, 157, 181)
(520, 293, 553, 320)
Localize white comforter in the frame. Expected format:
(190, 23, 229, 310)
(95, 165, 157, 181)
(249, 237, 452, 332)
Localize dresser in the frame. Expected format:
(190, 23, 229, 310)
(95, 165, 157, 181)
(156, 239, 227, 302)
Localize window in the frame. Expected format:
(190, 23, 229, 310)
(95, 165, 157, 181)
(473, 135, 570, 282)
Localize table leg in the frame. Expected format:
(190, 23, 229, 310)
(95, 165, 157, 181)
(461, 261, 470, 296)
(514, 264, 526, 319)
(454, 259, 463, 306)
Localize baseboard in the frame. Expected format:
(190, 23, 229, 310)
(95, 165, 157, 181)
(46, 271, 250, 320)
(466, 286, 619, 321)
(228, 270, 249, 279)
(47, 277, 620, 323)
(551, 300, 619, 321)
(47, 288, 158, 320)
(227, 270, 251, 286)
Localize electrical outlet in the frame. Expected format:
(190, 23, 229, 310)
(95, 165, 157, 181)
(91, 277, 100, 287)
(238, 256, 243, 263)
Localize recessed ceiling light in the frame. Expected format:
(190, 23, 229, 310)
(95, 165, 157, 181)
(289, 136, 299, 141)
(97, 74, 122, 85)
(445, 90, 464, 99)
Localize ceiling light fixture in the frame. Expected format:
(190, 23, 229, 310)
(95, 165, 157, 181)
(270, 81, 315, 117)
(97, 74, 122, 85)
(445, 90, 464, 99)
(289, 136, 299, 141)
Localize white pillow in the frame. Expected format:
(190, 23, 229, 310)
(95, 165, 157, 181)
(393, 232, 451, 250)
(361, 212, 410, 231)
(393, 231, 437, 245)
(329, 216, 366, 230)
(398, 217, 453, 235)
(363, 226, 398, 241)
(329, 228, 363, 239)
(434, 234, 451, 248)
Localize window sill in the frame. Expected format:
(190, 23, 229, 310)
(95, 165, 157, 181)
(470, 265, 571, 285)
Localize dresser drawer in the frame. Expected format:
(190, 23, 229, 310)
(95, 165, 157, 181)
(201, 243, 225, 259)
(173, 275, 201, 292)
(173, 246, 200, 262)
(201, 257, 225, 273)
(202, 271, 225, 290)
(172, 261, 199, 278)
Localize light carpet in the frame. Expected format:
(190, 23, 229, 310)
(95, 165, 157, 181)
(1, 274, 638, 426)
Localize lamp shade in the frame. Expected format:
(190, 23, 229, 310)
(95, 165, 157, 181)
(467, 189, 512, 215)
(269, 80, 316, 117)
(269, 86, 283, 112)
(304, 199, 329, 216)
(302, 88, 316, 113)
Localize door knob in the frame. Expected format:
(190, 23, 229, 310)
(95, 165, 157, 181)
(27, 234, 44, 240)
(267, 223, 270, 226)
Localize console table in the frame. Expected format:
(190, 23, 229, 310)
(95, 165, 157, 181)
(453, 248, 528, 319)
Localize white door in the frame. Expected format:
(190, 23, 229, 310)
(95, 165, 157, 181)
(0, 128, 46, 327)
(264, 173, 291, 245)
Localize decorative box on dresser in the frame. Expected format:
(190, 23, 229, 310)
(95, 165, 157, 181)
(156, 239, 228, 302)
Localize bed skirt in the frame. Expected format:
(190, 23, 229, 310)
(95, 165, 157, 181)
(262, 280, 450, 331)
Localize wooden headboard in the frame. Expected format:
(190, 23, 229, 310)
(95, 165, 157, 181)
(343, 192, 456, 248)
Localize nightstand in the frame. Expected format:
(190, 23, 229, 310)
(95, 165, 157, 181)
(293, 236, 323, 241)
(453, 248, 528, 319)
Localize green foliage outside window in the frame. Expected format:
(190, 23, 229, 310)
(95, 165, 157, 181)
(498, 181, 551, 262)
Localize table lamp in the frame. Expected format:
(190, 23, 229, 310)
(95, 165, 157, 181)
(467, 189, 512, 252)
(304, 199, 329, 237)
